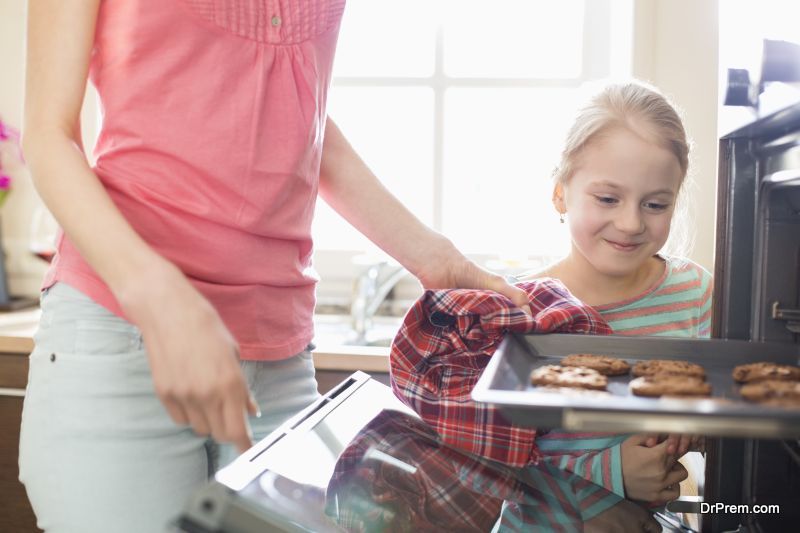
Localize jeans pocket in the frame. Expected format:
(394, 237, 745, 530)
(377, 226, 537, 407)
(75, 319, 143, 355)
(35, 283, 143, 354)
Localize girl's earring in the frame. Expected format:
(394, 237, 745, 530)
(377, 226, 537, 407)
(559, 212, 565, 224)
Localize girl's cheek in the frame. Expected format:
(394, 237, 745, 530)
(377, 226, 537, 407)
(650, 214, 673, 237)
(572, 204, 608, 230)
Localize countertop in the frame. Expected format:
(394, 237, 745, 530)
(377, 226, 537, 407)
(0, 309, 40, 355)
(0, 309, 389, 372)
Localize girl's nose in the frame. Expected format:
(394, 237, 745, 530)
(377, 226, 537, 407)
(615, 206, 645, 234)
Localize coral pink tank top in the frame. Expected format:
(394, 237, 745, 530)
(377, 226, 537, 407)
(43, 0, 345, 360)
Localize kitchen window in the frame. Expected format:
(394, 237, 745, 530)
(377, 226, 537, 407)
(313, 0, 632, 298)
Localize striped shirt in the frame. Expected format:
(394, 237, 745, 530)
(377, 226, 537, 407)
(595, 257, 713, 338)
(534, 256, 713, 501)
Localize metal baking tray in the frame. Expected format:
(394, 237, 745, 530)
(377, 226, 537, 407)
(471, 333, 800, 438)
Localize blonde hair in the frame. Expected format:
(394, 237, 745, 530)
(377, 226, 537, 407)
(553, 80, 693, 258)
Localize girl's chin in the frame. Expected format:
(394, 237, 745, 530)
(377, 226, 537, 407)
(590, 255, 647, 277)
(572, 245, 653, 276)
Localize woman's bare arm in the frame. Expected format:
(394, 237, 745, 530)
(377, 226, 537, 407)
(319, 117, 529, 309)
(24, 0, 257, 453)
(24, 0, 160, 297)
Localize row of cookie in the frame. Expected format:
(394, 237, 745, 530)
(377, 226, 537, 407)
(629, 362, 800, 406)
(559, 354, 800, 384)
(529, 362, 710, 398)
(606, 357, 709, 398)
(732, 362, 800, 408)
(559, 353, 711, 398)
(531, 354, 800, 406)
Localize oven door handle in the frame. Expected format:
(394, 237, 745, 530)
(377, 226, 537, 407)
(562, 409, 792, 438)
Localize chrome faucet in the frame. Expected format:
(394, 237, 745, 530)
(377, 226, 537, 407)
(350, 261, 407, 344)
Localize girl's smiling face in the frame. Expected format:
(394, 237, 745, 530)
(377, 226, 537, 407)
(556, 127, 683, 278)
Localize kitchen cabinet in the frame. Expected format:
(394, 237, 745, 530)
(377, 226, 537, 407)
(0, 350, 41, 533)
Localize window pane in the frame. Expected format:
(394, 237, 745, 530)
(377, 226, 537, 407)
(443, 0, 585, 78)
(442, 88, 579, 257)
(334, 0, 437, 78)
(314, 87, 434, 251)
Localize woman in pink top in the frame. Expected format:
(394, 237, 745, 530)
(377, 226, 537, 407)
(19, 1, 528, 531)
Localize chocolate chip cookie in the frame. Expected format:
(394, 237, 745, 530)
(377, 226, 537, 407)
(530, 365, 608, 391)
(561, 354, 631, 376)
(739, 379, 800, 408)
(536, 385, 612, 398)
(630, 374, 712, 397)
(631, 359, 706, 379)
(732, 362, 800, 383)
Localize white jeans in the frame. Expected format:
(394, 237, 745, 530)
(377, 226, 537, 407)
(18, 283, 319, 533)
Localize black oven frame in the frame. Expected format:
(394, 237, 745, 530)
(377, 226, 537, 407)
(708, 102, 800, 533)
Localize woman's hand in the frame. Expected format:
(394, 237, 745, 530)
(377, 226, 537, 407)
(621, 434, 688, 504)
(119, 263, 259, 454)
(415, 242, 531, 313)
(644, 434, 705, 455)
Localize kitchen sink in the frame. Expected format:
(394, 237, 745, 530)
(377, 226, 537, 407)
(311, 314, 403, 348)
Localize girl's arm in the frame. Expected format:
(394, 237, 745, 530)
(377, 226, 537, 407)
(538, 431, 687, 504)
(318, 118, 530, 310)
(25, 0, 257, 453)
(536, 431, 627, 497)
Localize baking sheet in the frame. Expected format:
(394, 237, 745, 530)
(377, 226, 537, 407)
(471, 333, 800, 438)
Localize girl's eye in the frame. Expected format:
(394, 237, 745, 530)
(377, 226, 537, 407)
(644, 202, 670, 211)
(594, 195, 618, 205)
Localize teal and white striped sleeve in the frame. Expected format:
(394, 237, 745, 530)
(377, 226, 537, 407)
(535, 431, 628, 498)
(696, 264, 713, 338)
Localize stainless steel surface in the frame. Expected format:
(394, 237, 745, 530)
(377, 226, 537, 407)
(216, 371, 410, 492)
(472, 333, 800, 438)
(178, 372, 421, 532)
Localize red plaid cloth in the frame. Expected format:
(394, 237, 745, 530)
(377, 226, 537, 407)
(325, 409, 504, 532)
(389, 278, 612, 467)
(325, 409, 624, 532)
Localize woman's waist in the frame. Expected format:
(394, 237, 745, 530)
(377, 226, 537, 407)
(53, 210, 319, 289)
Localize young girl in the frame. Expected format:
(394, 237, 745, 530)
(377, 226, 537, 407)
(525, 80, 712, 506)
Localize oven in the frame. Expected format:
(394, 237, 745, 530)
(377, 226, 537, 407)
(707, 38, 800, 533)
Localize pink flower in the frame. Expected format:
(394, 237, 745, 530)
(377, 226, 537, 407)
(0, 119, 17, 142)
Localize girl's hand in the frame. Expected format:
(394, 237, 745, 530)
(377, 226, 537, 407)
(415, 244, 531, 314)
(621, 434, 688, 504)
(645, 434, 705, 455)
(119, 263, 259, 454)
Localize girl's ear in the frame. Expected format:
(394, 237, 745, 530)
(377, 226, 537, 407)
(552, 182, 566, 214)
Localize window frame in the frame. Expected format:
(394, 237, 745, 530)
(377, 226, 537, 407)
(316, 0, 627, 299)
